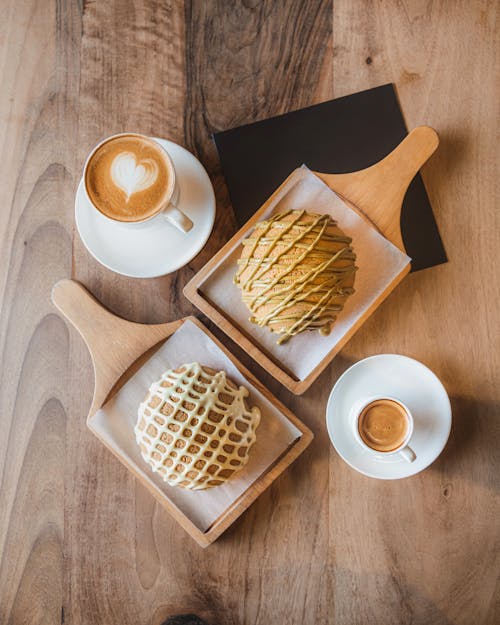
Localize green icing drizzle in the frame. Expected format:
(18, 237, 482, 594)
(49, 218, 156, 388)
(234, 210, 357, 344)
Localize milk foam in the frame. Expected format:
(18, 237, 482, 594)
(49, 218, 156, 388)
(110, 151, 159, 201)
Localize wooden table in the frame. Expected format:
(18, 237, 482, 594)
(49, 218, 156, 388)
(1, 2, 498, 624)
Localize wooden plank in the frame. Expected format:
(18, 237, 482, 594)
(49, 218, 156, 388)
(330, 2, 500, 624)
(69, 1, 199, 620)
(181, 0, 334, 622)
(0, 0, 80, 622)
(70, 0, 333, 622)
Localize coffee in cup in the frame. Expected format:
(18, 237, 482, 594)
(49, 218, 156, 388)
(358, 399, 409, 452)
(83, 133, 192, 232)
(353, 396, 416, 462)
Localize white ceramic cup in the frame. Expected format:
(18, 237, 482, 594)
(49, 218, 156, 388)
(82, 132, 193, 233)
(351, 395, 417, 463)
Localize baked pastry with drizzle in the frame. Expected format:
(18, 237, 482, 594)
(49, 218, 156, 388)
(234, 210, 357, 344)
(135, 363, 260, 490)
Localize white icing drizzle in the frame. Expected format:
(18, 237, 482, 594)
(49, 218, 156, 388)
(135, 363, 261, 491)
(110, 151, 158, 201)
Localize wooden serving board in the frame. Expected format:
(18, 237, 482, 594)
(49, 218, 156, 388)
(52, 279, 313, 547)
(184, 126, 439, 395)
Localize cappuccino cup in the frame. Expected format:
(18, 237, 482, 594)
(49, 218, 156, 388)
(83, 133, 193, 233)
(351, 396, 416, 463)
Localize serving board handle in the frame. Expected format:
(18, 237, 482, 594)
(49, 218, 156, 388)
(52, 279, 180, 416)
(315, 126, 439, 251)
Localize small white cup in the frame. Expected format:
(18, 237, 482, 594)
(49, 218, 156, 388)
(351, 396, 417, 463)
(83, 132, 193, 233)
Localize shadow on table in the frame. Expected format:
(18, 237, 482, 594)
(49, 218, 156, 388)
(160, 617, 211, 625)
(431, 394, 500, 492)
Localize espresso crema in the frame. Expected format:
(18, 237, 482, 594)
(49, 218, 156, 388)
(85, 134, 173, 222)
(358, 399, 409, 452)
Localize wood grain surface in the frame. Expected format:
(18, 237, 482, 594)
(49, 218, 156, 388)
(0, 1, 498, 624)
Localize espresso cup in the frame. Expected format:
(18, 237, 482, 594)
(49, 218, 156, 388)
(83, 132, 193, 233)
(351, 396, 416, 463)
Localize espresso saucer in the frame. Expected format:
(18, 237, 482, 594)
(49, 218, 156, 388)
(75, 138, 215, 278)
(326, 354, 451, 479)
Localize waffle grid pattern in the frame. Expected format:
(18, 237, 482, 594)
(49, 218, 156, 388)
(135, 363, 260, 490)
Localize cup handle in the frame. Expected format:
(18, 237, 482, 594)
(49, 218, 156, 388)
(398, 445, 416, 463)
(160, 202, 193, 233)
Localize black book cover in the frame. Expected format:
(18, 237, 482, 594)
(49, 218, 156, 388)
(213, 84, 446, 272)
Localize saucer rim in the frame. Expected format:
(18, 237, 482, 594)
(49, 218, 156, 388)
(75, 138, 216, 279)
(326, 353, 452, 480)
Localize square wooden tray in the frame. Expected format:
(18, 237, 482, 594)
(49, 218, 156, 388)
(52, 280, 313, 547)
(184, 171, 409, 394)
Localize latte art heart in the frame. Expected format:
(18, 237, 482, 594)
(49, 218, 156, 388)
(110, 151, 159, 201)
(85, 134, 172, 222)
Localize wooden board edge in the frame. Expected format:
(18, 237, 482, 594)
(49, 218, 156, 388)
(203, 425, 313, 544)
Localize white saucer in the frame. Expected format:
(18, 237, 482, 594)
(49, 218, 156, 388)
(326, 354, 451, 479)
(75, 138, 216, 278)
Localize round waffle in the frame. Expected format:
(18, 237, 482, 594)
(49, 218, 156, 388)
(234, 209, 357, 344)
(135, 362, 261, 490)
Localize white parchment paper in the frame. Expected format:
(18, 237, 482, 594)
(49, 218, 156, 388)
(89, 320, 301, 532)
(200, 167, 410, 380)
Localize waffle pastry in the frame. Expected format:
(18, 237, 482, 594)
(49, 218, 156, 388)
(234, 209, 357, 344)
(135, 362, 260, 490)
